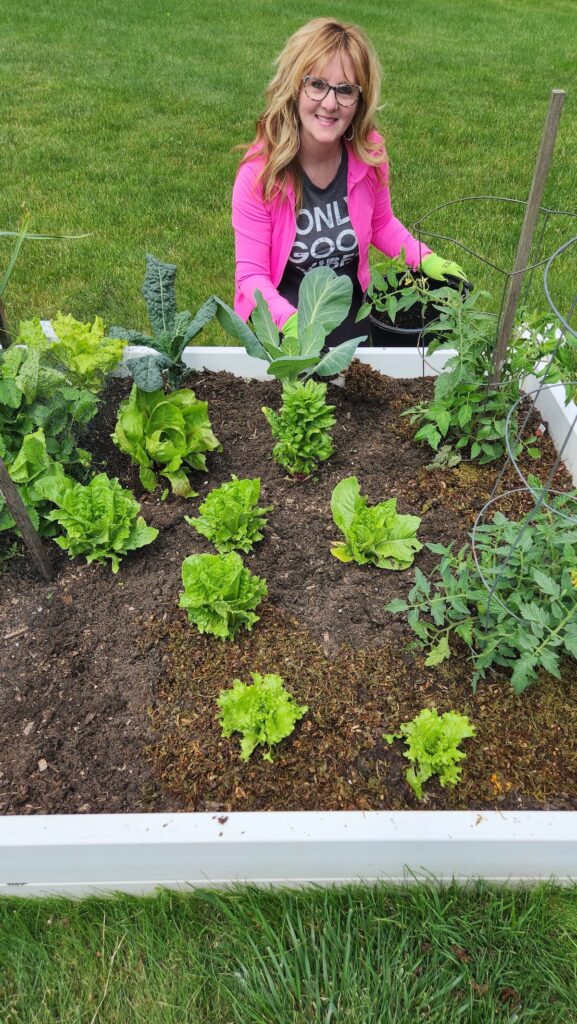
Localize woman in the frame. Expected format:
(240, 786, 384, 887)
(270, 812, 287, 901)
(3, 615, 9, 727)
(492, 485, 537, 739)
(232, 18, 465, 345)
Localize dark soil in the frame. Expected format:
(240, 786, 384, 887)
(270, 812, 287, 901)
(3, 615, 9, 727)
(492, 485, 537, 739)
(1, 365, 576, 815)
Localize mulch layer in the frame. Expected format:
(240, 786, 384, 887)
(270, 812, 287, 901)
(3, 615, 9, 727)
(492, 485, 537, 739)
(1, 363, 576, 816)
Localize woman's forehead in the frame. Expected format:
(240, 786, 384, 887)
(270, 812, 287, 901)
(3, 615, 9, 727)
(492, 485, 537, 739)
(308, 51, 356, 83)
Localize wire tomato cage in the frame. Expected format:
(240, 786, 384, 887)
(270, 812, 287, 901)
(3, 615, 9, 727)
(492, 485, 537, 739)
(410, 197, 577, 631)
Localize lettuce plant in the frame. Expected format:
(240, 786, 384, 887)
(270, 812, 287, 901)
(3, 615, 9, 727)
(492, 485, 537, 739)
(44, 472, 158, 573)
(16, 314, 125, 393)
(385, 708, 476, 799)
(213, 266, 366, 382)
(217, 672, 308, 762)
(262, 379, 335, 477)
(112, 384, 220, 497)
(0, 345, 97, 468)
(0, 429, 69, 537)
(331, 476, 422, 570)
(179, 551, 267, 640)
(185, 475, 272, 553)
(108, 254, 217, 391)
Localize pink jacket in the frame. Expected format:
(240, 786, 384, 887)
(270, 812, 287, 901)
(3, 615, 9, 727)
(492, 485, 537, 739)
(232, 132, 431, 327)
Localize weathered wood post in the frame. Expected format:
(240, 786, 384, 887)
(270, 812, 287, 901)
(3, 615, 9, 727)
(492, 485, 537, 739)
(0, 456, 54, 580)
(489, 89, 566, 387)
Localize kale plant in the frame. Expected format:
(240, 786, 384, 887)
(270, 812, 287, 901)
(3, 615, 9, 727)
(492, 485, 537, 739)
(112, 384, 220, 497)
(213, 266, 366, 382)
(108, 254, 217, 391)
(179, 551, 268, 640)
(262, 378, 335, 477)
(185, 475, 272, 553)
(44, 472, 158, 573)
(386, 491, 577, 692)
(385, 708, 476, 799)
(217, 672, 308, 762)
(331, 476, 422, 570)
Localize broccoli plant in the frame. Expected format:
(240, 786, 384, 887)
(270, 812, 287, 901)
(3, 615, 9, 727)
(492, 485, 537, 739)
(108, 254, 217, 391)
(262, 378, 335, 477)
(185, 475, 272, 553)
(179, 551, 267, 640)
(112, 384, 220, 497)
(217, 672, 308, 762)
(331, 476, 422, 570)
(385, 708, 476, 800)
(213, 266, 367, 382)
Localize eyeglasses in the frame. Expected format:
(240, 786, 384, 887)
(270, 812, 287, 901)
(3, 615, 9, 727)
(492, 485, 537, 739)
(302, 76, 362, 107)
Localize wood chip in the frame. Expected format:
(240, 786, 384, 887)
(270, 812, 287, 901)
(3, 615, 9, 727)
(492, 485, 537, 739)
(3, 625, 29, 640)
(37, 759, 48, 772)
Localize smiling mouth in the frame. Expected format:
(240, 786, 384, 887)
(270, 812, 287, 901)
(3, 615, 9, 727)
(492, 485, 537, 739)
(315, 115, 338, 124)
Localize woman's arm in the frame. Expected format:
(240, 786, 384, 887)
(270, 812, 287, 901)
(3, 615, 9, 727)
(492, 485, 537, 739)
(370, 165, 432, 270)
(232, 161, 296, 327)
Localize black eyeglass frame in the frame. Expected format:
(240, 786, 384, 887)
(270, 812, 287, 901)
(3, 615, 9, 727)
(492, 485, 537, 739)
(301, 76, 363, 107)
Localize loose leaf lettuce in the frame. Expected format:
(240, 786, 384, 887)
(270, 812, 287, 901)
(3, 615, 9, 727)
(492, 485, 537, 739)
(217, 672, 308, 762)
(16, 314, 125, 392)
(44, 472, 158, 573)
(386, 708, 476, 799)
(262, 379, 335, 476)
(331, 476, 422, 570)
(0, 428, 69, 537)
(179, 551, 267, 639)
(185, 475, 272, 553)
(112, 384, 220, 496)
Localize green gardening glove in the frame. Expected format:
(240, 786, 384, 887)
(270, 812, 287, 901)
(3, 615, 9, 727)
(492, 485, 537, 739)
(282, 312, 299, 338)
(420, 253, 468, 282)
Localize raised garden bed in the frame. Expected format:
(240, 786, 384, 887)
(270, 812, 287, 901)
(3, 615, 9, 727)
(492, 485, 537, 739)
(1, 347, 577, 892)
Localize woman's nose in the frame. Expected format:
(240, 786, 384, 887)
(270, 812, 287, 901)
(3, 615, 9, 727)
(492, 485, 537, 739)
(320, 87, 339, 112)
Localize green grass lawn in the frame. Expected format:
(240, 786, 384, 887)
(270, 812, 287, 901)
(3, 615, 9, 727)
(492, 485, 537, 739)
(2, 882, 577, 1022)
(2, 0, 576, 340)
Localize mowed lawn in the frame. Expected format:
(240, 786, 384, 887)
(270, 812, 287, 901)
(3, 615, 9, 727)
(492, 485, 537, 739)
(2, 0, 576, 337)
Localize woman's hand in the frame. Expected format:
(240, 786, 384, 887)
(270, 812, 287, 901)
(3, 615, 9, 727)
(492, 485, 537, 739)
(419, 253, 468, 282)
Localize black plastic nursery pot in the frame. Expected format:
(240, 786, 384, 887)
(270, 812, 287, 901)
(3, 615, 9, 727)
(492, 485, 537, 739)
(369, 275, 473, 348)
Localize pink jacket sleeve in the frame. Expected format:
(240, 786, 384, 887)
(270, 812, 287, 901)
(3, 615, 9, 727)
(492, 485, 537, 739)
(232, 160, 296, 327)
(370, 164, 431, 270)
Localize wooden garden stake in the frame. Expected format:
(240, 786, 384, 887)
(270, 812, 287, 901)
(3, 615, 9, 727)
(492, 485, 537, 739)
(0, 298, 10, 348)
(490, 89, 566, 387)
(0, 455, 54, 580)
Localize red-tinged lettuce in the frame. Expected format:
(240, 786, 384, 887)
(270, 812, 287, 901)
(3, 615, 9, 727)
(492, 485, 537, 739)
(179, 551, 267, 640)
(330, 476, 422, 570)
(217, 672, 308, 762)
(44, 472, 158, 573)
(112, 384, 220, 497)
(385, 708, 476, 799)
(185, 475, 272, 553)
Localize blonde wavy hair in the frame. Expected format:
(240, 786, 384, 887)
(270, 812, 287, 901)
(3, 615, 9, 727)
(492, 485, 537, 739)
(241, 18, 387, 205)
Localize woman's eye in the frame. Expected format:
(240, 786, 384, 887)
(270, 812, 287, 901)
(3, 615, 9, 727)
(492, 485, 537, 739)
(310, 78, 327, 89)
(336, 85, 354, 96)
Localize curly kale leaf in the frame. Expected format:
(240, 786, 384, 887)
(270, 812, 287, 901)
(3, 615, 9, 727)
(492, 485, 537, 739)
(262, 379, 335, 477)
(179, 551, 267, 640)
(185, 475, 272, 553)
(331, 476, 422, 570)
(217, 672, 308, 762)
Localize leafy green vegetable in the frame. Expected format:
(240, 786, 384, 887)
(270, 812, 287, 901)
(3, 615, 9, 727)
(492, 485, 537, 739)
(16, 314, 125, 392)
(217, 671, 308, 762)
(43, 472, 158, 573)
(213, 266, 366, 382)
(0, 428, 69, 536)
(331, 476, 422, 570)
(386, 491, 577, 692)
(262, 379, 335, 477)
(179, 551, 267, 640)
(112, 384, 220, 497)
(185, 475, 272, 553)
(386, 708, 476, 799)
(108, 254, 217, 391)
(0, 345, 96, 469)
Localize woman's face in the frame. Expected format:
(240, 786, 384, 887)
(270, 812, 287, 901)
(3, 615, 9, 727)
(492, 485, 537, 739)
(297, 51, 358, 151)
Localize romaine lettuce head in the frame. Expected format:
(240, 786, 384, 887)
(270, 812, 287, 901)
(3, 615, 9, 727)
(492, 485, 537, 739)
(179, 551, 267, 639)
(331, 476, 422, 570)
(112, 385, 220, 496)
(44, 472, 158, 572)
(217, 672, 308, 761)
(185, 475, 272, 553)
